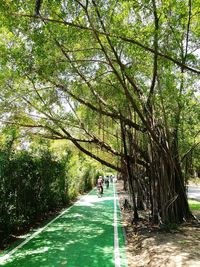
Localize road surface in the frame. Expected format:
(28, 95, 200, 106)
(0, 184, 127, 267)
(188, 186, 200, 201)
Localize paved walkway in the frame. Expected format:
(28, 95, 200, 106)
(0, 183, 127, 267)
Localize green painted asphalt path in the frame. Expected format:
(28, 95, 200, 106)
(0, 183, 127, 267)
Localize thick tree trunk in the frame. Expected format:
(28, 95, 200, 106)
(148, 131, 193, 224)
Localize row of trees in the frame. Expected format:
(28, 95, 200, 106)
(0, 128, 99, 247)
(0, 0, 199, 224)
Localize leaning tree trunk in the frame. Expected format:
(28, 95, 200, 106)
(120, 120, 139, 221)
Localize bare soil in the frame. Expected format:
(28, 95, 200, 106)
(116, 180, 200, 267)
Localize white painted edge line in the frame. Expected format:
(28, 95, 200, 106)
(0, 189, 94, 264)
(114, 183, 121, 267)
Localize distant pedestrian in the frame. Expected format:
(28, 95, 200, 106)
(105, 176, 109, 189)
(97, 176, 103, 195)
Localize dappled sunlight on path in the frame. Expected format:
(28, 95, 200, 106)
(76, 195, 115, 206)
(0, 185, 127, 267)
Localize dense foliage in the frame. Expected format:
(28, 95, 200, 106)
(0, 150, 66, 238)
(0, 129, 98, 247)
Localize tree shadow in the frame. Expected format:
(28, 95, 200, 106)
(126, 220, 200, 267)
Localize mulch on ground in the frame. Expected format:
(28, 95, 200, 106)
(116, 180, 200, 267)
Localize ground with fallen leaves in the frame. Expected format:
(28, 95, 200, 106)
(116, 180, 200, 267)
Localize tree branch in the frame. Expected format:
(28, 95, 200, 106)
(147, 0, 159, 109)
(15, 13, 200, 75)
(50, 81, 146, 132)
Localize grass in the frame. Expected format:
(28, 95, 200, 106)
(188, 200, 200, 211)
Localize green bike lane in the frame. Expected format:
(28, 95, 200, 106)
(0, 183, 127, 267)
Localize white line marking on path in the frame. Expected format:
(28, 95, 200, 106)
(0, 190, 93, 264)
(114, 183, 121, 267)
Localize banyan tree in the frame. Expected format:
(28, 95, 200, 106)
(0, 0, 200, 223)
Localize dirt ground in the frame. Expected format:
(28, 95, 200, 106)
(116, 180, 200, 267)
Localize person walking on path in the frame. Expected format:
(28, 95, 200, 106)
(97, 175, 104, 195)
(105, 176, 110, 189)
